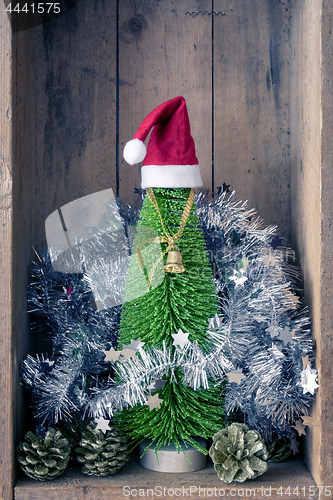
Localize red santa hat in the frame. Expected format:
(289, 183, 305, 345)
(123, 96, 203, 189)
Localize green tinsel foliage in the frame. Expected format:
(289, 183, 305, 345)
(115, 370, 226, 454)
(119, 188, 219, 349)
(209, 423, 268, 483)
(75, 421, 129, 476)
(266, 437, 292, 462)
(117, 188, 224, 449)
(17, 427, 70, 481)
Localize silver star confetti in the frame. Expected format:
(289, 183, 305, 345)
(278, 326, 293, 345)
(299, 365, 319, 395)
(95, 417, 111, 433)
(301, 415, 318, 428)
(171, 329, 190, 348)
(145, 393, 163, 410)
(290, 437, 300, 455)
(266, 324, 281, 338)
(104, 338, 145, 363)
(103, 347, 120, 363)
(148, 379, 167, 392)
(124, 338, 145, 351)
(294, 419, 306, 436)
(302, 355, 311, 369)
(226, 368, 246, 385)
(262, 252, 278, 267)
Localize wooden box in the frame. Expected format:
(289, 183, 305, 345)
(0, 1, 332, 498)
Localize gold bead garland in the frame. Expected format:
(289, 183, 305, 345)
(136, 188, 194, 288)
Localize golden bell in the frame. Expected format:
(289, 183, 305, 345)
(164, 244, 185, 273)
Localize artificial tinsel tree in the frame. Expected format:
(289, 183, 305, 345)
(115, 188, 225, 452)
(114, 97, 226, 453)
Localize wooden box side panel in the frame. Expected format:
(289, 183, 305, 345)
(0, 3, 36, 500)
(290, 0, 333, 486)
(0, 5, 15, 498)
(318, 0, 333, 486)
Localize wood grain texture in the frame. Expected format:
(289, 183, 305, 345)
(1, 6, 37, 500)
(12, 16, 38, 470)
(0, 4, 15, 499)
(290, 0, 333, 487)
(319, 0, 333, 486)
(118, 0, 213, 206)
(289, 0, 321, 486)
(213, 0, 291, 238)
(34, 0, 117, 247)
(15, 458, 319, 500)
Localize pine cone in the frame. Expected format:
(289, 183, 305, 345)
(56, 419, 87, 465)
(209, 423, 268, 483)
(17, 427, 70, 481)
(267, 438, 292, 462)
(75, 421, 129, 476)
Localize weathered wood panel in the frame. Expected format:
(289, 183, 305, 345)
(0, 5, 15, 499)
(213, 0, 291, 238)
(34, 0, 117, 246)
(290, 0, 321, 484)
(118, 0, 213, 206)
(12, 15, 38, 459)
(1, 3, 36, 499)
(290, 0, 333, 487)
(15, 458, 319, 500)
(319, 0, 333, 486)
(33, 0, 292, 239)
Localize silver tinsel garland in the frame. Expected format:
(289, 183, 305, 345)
(22, 190, 317, 443)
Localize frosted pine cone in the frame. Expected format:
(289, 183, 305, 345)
(17, 427, 70, 481)
(75, 421, 128, 476)
(209, 423, 268, 483)
(267, 437, 292, 462)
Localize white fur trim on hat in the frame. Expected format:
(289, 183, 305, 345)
(141, 164, 203, 189)
(123, 138, 147, 165)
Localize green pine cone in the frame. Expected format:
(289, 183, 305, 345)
(266, 438, 293, 462)
(56, 418, 88, 464)
(75, 421, 129, 476)
(17, 427, 71, 481)
(209, 423, 268, 483)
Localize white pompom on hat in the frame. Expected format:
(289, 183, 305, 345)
(123, 138, 147, 165)
(123, 96, 203, 189)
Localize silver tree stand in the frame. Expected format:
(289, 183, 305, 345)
(139, 438, 207, 473)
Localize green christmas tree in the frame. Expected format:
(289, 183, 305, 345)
(115, 97, 227, 453)
(119, 188, 219, 347)
(116, 186, 225, 452)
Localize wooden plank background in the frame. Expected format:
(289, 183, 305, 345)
(34, 0, 118, 247)
(33, 0, 291, 247)
(213, 0, 290, 232)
